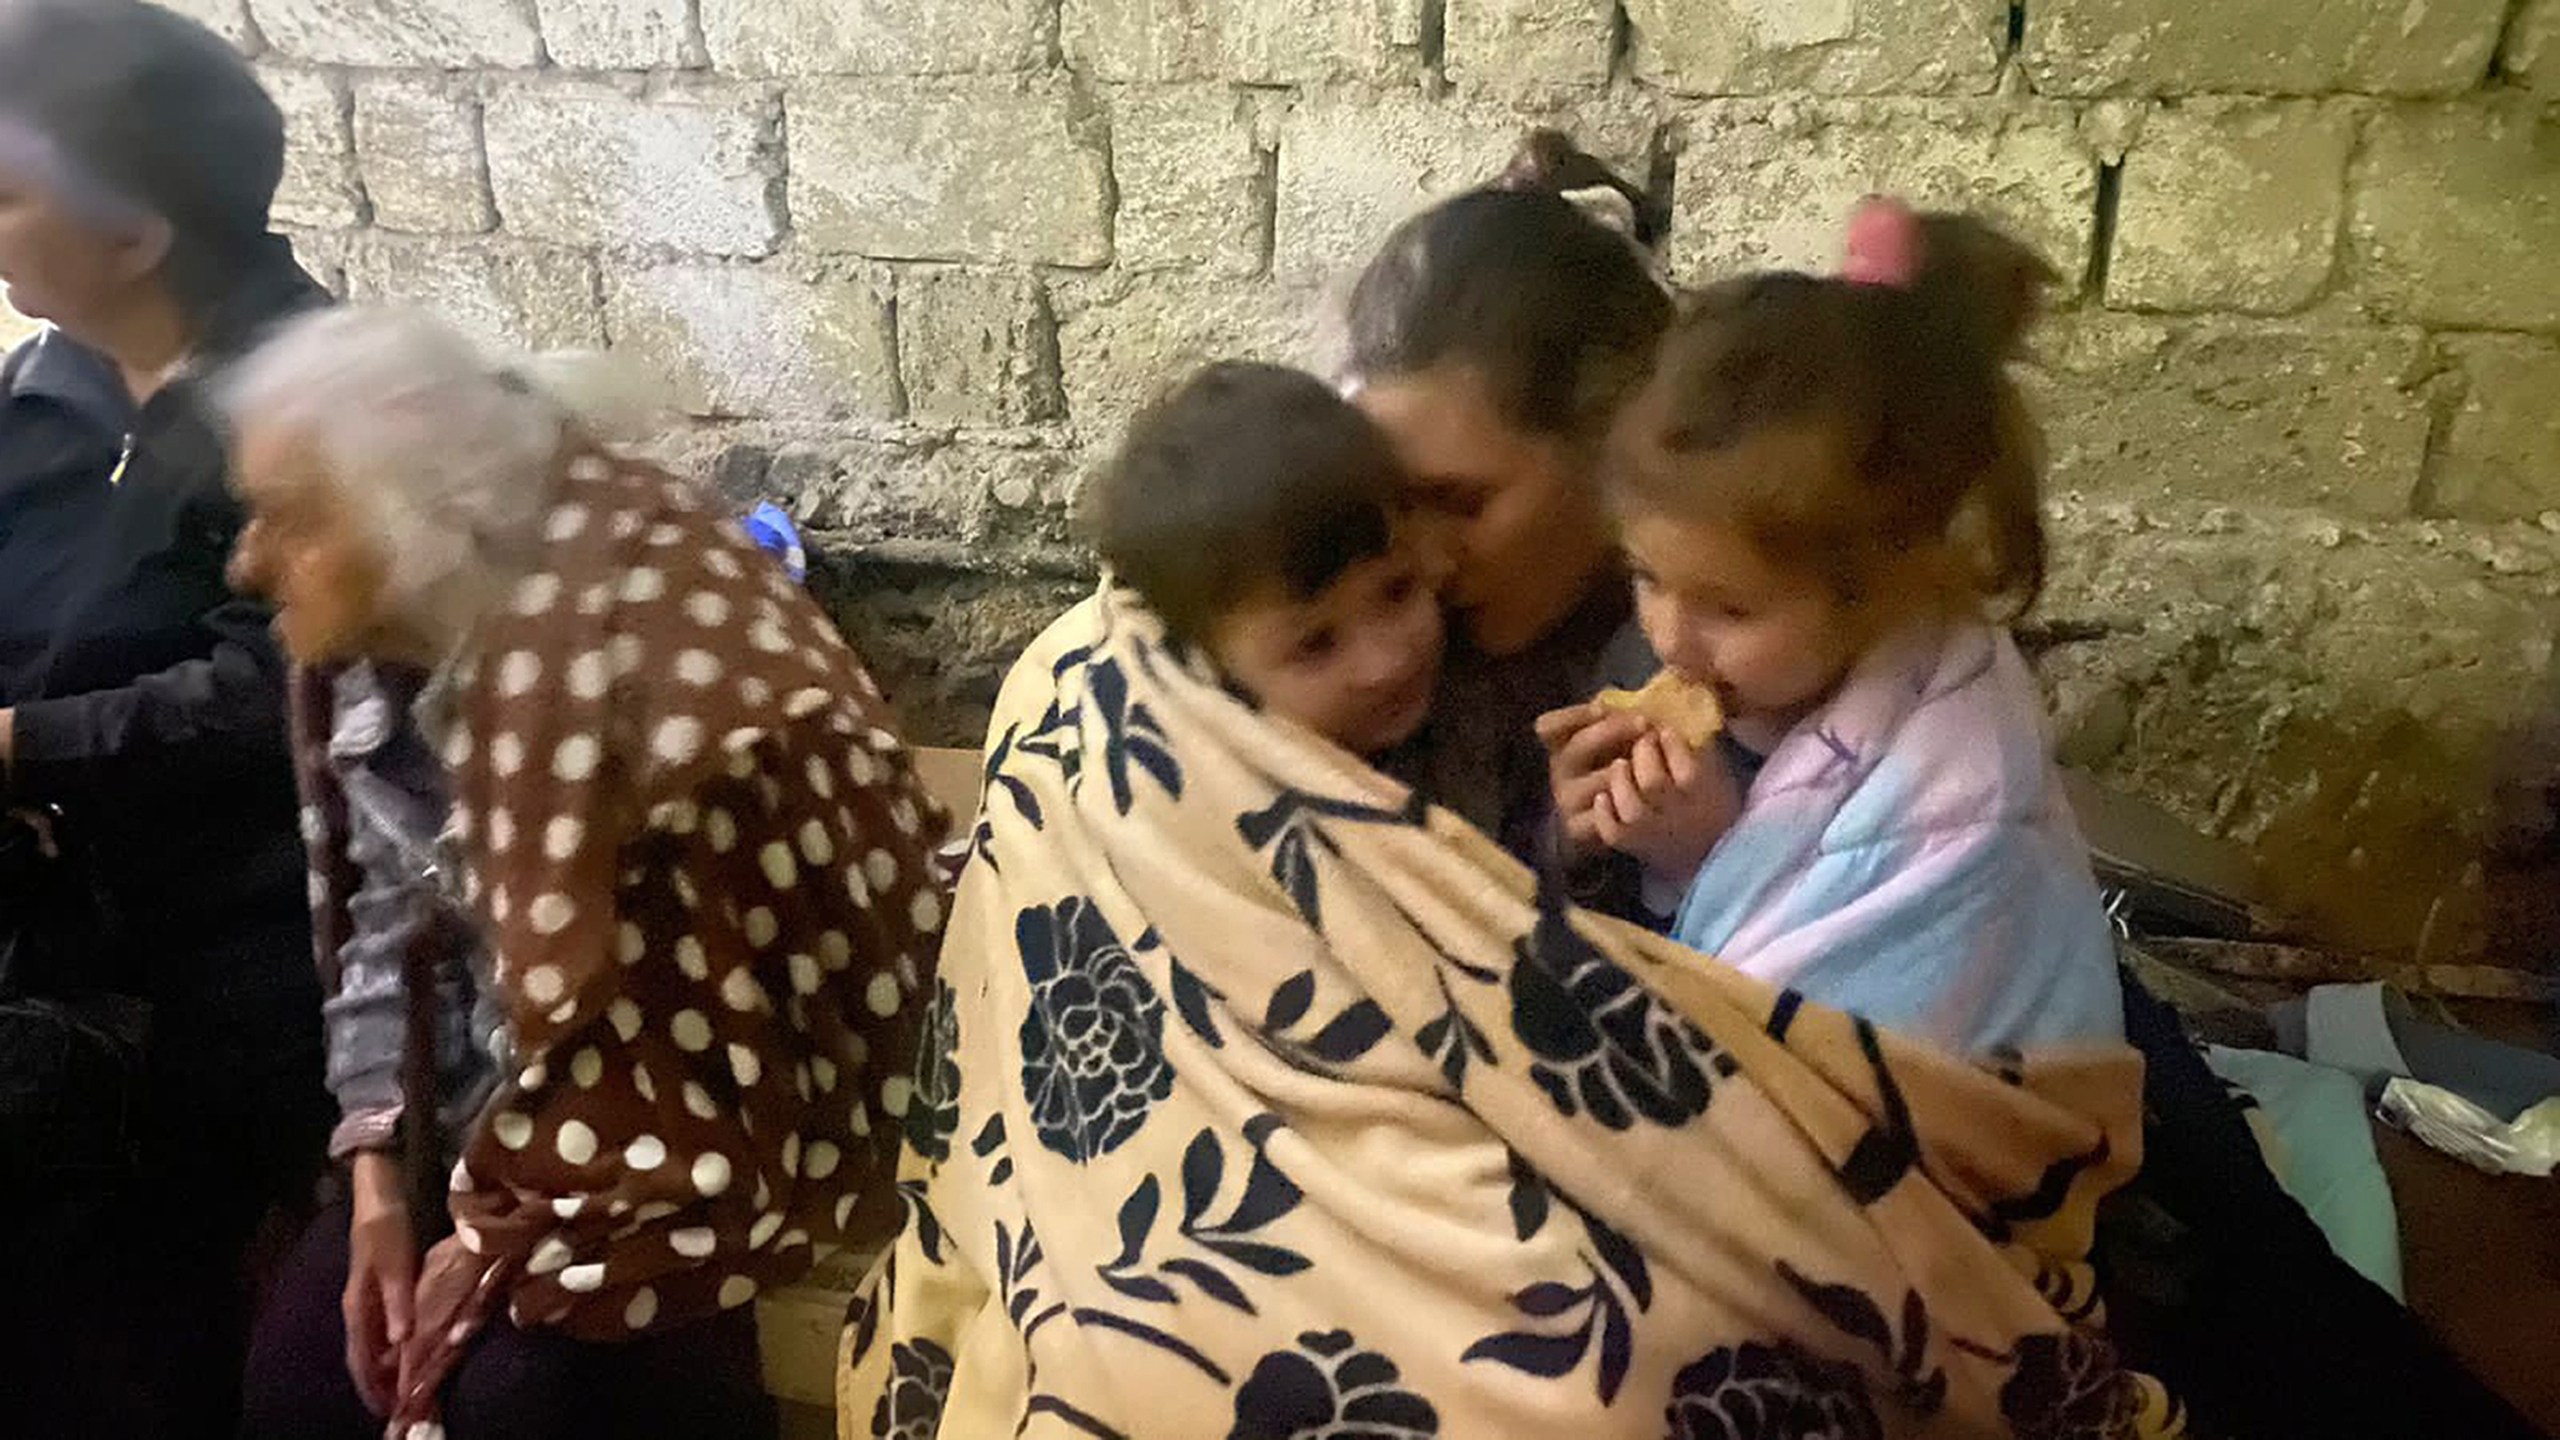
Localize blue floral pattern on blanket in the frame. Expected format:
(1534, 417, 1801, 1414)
(1017, 896, 1175, 1163)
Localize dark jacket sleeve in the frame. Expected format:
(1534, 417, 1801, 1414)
(6, 515, 292, 809)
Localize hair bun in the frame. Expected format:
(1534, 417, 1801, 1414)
(1494, 128, 1661, 249)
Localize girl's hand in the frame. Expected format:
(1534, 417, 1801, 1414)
(1589, 729, 1739, 881)
(344, 1150, 417, 1416)
(1536, 702, 1650, 862)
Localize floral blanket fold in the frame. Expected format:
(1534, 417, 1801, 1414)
(840, 584, 2178, 1440)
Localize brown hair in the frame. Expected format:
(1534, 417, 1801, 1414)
(1608, 210, 2060, 618)
(1341, 131, 1673, 447)
(1082, 361, 1407, 644)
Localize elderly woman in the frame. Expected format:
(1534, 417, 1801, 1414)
(223, 306, 952, 1437)
(0, 0, 332, 1428)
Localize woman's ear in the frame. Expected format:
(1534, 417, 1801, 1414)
(108, 210, 173, 286)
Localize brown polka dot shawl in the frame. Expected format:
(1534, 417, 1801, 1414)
(391, 447, 951, 1429)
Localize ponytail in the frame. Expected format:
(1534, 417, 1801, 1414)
(1610, 201, 2059, 620)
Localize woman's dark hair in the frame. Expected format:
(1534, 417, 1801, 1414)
(1083, 361, 1406, 644)
(0, 0, 285, 322)
(1609, 210, 2060, 618)
(1342, 130, 1673, 445)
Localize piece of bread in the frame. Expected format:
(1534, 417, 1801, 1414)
(1594, 671, 1725, 747)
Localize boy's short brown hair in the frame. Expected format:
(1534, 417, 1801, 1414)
(1082, 361, 1408, 643)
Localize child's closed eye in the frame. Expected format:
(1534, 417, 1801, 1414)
(1293, 627, 1340, 664)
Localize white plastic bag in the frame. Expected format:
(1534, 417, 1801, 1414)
(2377, 1077, 2560, 1178)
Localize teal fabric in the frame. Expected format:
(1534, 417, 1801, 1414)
(2206, 1045, 2404, 1300)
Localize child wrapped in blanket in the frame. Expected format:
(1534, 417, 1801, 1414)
(1081, 360, 1446, 759)
(1541, 199, 2124, 1056)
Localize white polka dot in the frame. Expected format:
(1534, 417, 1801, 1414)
(789, 953, 823, 996)
(524, 964, 567, 1005)
(647, 522, 684, 546)
(783, 687, 828, 720)
(848, 1101, 872, 1138)
(489, 885, 513, 923)
(819, 931, 853, 970)
(675, 650, 722, 690)
(834, 1195, 858, 1232)
(793, 1063, 813, 1101)
(749, 1212, 784, 1249)
(498, 651, 543, 697)
(549, 1000, 578, 1025)
(553, 734, 601, 781)
(513, 573, 562, 616)
(721, 968, 767, 1013)
(778, 1228, 810, 1252)
(671, 1010, 712, 1051)
(803, 756, 836, 800)
(891, 799, 921, 836)
(544, 504, 589, 541)
(624, 1287, 658, 1330)
(795, 820, 835, 867)
(551, 1194, 583, 1220)
(705, 549, 743, 579)
(529, 1235, 573, 1275)
(569, 455, 612, 483)
(449, 806, 477, 845)
(865, 850, 900, 891)
(571, 1046, 604, 1088)
(530, 894, 576, 936)
(615, 923, 645, 966)
(739, 676, 773, 708)
(707, 810, 737, 853)
(556, 1120, 597, 1165)
(632, 1062, 656, 1102)
(844, 746, 878, 786)
(519, 1059, 549, 1090)
(744, 907, 779, 948)
(543, 816, 586, 862)
(493, 1111, 533, 1150)
(579, 583, 611, 615)
(489, 807, 517, 853)
(717, 1275, 757, 1309)
(881, 1075, 913, 1118)
(726, 741, 759, 780)
(652, 800, 700, 834)
(560, 1262, 606, 1294)
(669, 1227, 717, 1259)
(567, 651, 610, 700)
(910, 889, 943, 935)
(620, 567, 665, 603)
(804, 1141, 841, 1181)
(812, 1055, 839, 1093)
(729, 1043, 763, 1088)
(673, 870, 701, 910)
(692, 1151, 732, 1196)
(865, 972, 902, 1017)
(675, 936, 708, 979)
(684, 592, 730, 628)
(624, 1135, 667, 1171)
(611, 510, 643, 540)
(442, 728, 474, 769)
(683, 1081, 719, 1120)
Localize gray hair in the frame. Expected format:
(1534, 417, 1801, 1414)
(223, 306, 663, 628)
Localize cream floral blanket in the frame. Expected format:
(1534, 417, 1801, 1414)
(840, 585, 2176, 1439)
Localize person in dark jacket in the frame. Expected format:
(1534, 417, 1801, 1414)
(0, 329, 127, 687)
(0, 2, 333, 1432)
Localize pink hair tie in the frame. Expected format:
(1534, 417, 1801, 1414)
(1841, 195, 1921, 287)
